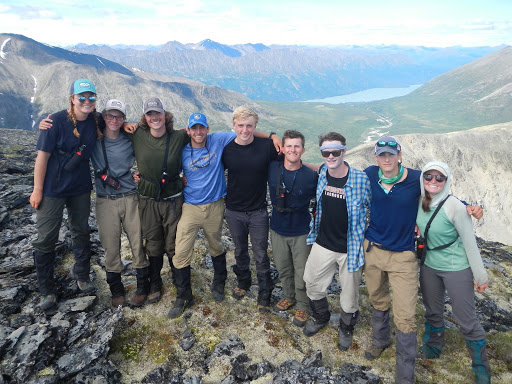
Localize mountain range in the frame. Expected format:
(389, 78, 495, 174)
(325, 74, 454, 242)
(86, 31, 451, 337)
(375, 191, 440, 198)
(0, 33, 266, 131)
(1, 33, 512, 162)
(69, 39, 502, 101)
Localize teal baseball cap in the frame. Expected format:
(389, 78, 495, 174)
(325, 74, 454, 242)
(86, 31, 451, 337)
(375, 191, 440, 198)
(70, 79, 96, 95)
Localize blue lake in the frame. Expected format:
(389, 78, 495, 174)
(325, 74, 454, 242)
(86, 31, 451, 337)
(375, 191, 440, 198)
(305, 84, 422, 104)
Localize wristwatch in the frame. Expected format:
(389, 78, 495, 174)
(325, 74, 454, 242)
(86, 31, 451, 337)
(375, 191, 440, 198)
(269, 132, 276, 139)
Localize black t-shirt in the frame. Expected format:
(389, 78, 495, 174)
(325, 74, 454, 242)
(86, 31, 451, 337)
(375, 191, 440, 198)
(316, 170, 349, 253)
(222, 136, 280, 211)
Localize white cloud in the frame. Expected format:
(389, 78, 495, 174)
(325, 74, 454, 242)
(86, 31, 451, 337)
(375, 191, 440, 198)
(1, 0, 511, 47)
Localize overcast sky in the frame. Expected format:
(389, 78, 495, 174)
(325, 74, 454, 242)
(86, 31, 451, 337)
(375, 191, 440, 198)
(1, 0, 511, 47)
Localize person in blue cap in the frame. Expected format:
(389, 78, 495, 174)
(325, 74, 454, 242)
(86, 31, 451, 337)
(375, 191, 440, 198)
(30, 78, 103, 311)
(168, 112, 281, 318)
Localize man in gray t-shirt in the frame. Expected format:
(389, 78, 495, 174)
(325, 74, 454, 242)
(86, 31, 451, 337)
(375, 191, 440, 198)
(90, 99, 149, 308)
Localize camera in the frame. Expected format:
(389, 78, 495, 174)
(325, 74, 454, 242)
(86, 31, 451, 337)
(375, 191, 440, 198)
(96, 170, 121, 190)
(275, 184, 287, 213)
(64, 144, 86, 171)
(416, 235, 425, 260)
(160, 171, 170, 185)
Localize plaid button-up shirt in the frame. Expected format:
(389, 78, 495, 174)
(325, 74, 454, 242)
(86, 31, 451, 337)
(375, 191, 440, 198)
(307, 162, 371, 272)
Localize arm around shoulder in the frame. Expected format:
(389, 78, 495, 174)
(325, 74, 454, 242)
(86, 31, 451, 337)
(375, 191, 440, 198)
(449, 197, 488, 286)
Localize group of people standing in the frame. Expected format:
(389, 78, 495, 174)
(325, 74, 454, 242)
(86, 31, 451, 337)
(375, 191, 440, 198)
(30, 78, 490, 384)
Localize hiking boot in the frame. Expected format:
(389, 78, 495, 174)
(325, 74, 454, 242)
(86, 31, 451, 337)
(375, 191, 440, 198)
(147, 289, 162, 304)
(466, 339, 491, 384)
(232, 287, 246, 300)
(212, 288, 225, 302)
(293, 310, 309, 327)
(417, 344, 443, 359)
(211, 252, 227, 302)
(338, 325, 354, 351)
(130, 267, 150, 308)
(365, 342, 391, 360)
(130, 292, 148, 308)
(112, 295, 126, 308)
(168, 298, 194, 319)
(303, 318, 328, 337)
(258, 304, 271, 313)
(40, 294, 57, 311)
(273, 298, 295, 311)
(70, 269, 96, 294)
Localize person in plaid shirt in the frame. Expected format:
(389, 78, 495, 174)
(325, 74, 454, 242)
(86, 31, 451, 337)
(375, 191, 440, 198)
(302, 132, 371, 352)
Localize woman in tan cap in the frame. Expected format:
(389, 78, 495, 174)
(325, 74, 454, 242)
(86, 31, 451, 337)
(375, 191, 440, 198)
(416, 161, 490, 384)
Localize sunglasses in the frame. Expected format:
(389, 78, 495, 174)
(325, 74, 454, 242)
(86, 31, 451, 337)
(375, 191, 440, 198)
(76, 96, 97, 103)
(105, 113, 124, 121)
(376, 141, 399, 148)
(423, 173, 447, 182)
(321, 150, 342, 158)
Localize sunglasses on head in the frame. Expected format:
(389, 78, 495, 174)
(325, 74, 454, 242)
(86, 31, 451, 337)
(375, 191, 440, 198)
(321, 150, 342, 158)
(423, 173, 447, 182)
(376, 141, 398, 148)
(76, 96, 97, 103)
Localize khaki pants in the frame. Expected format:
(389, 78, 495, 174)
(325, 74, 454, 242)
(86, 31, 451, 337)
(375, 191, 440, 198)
(303, 242, 363, 314)
(363, 239, 418, 333)
(173, 198, 225, 269)
(270, 230, 311, 311)
(96, 193, 148, 273)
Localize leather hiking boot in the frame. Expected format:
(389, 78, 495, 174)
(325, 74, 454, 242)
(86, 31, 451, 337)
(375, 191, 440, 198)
(293, 310, 309, 327)
(40, 294, 57, 311)
(258, 304, 271, 313)
(232, 287, 246, 300)
(273, 298, 295, 311)
(129, 291, 148, 308)
(147, 284, 162, 304)
(112, 295, 125, 308)
(70, 269, 96, 294)
(338, 325, 354, 351)
(303, 318, 328, 337)
(168, 298, 194, 319)
(365, 342, 391, 360)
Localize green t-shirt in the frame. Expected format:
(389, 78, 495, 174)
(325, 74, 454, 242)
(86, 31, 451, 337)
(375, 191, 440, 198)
(129, 128, 189, 199)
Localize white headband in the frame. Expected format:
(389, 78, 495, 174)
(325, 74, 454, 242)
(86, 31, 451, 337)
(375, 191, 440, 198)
(319, 143, 346, 151)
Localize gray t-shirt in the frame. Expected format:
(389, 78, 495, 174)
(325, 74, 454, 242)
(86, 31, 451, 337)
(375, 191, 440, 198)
(91, 133, 137, 195)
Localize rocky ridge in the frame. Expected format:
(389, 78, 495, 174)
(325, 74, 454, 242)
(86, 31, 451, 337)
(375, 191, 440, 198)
(0, 128, 511, 383)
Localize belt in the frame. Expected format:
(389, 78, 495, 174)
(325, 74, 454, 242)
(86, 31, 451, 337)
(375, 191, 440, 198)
(96, 190, 138, 200)
(365, 241, 391, 252)
(139, 192, 183, 202)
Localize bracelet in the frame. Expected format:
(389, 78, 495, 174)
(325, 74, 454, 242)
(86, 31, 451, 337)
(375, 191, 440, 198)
(269, 132, 276, 139)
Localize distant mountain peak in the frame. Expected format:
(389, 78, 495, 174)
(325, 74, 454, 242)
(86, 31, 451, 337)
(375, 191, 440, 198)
(196, 39, 242, 57)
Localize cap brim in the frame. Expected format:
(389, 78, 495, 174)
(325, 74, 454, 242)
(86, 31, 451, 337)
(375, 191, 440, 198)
(144, 108, 164, 114)
(375, 147, 399, 155)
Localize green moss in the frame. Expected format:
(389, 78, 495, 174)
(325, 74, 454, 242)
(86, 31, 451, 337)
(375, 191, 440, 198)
(487, 331, 512, 369)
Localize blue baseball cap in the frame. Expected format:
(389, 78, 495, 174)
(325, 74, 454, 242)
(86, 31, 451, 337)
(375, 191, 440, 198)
(188, 112, 208, 128)
(70, 79, 96, 95)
